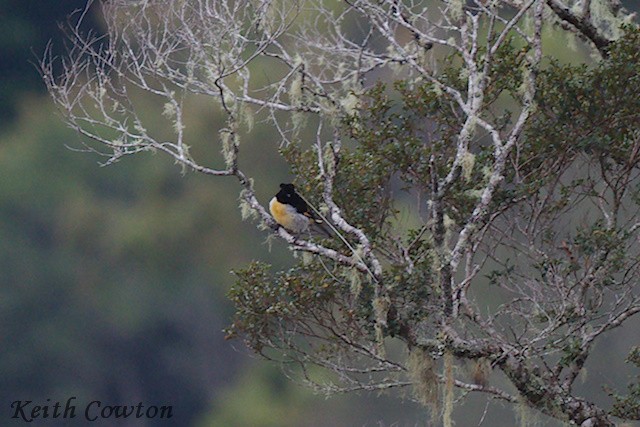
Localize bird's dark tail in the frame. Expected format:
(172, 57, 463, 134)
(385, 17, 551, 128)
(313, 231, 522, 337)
(311, 219, 333, 238)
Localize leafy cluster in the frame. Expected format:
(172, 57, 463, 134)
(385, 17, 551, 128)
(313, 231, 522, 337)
(524, 26, 640, 169)
(226, 261, 343, 351)
(609, 347, 640, 420)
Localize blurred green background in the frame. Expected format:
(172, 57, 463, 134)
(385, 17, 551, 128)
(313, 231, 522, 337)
(1, 1, 639, 426)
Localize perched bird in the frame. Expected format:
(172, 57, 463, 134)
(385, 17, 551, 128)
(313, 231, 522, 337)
(269, 183, 331, 237)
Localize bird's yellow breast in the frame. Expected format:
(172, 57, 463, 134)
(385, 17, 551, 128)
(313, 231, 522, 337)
(270, 198, 293, 227)
(269, 197, 308, 232)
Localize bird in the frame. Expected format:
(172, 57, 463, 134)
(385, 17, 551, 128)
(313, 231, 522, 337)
(269, 183, 331, 237)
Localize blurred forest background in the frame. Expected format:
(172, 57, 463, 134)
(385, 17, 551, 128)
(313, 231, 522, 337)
(1, 1, 639, 426)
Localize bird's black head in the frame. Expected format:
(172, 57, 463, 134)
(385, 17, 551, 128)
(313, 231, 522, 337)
(276, 183, 296, 203)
